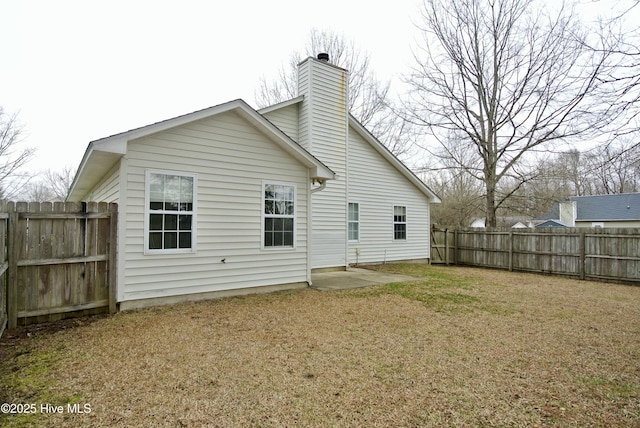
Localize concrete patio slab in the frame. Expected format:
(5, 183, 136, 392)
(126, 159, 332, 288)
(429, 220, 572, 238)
(310, 267, 422, 291)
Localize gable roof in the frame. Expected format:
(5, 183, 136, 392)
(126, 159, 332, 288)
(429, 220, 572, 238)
(536, 219, 570, 228)
(571, 193, 640, 221)
(259, 97, 441, 203)
(68, 99, 335, 201)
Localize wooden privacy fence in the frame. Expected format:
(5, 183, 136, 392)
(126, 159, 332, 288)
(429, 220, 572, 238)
(431, 227, 640, 284)
(1, 201, 117, 333)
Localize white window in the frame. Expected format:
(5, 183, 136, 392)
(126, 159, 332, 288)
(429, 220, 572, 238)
(263, 182, 296, 248)
(348, 202, 359, 241)
(145, 170, 196, 254)
(592, 222, 604, 228)
(393, 205, 407, 240)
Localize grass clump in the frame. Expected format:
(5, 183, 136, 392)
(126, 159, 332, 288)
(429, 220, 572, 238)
(358, 263, 501, 313)
(0, 344, 65, 427)
(377, 280, 480, 312)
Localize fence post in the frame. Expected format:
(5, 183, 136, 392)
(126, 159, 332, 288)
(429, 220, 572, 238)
(444, 229, 449, 265)
(453, 229, 458, 264)
(7, 202, 19, 329)
(579, 229, 586, 280)
(508, 230, 514, 272)
(0, 201, 7, 336)
(108, 204, 118, 314)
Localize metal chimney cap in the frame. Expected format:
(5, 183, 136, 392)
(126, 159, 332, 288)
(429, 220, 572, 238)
(317, 53, 330, 62)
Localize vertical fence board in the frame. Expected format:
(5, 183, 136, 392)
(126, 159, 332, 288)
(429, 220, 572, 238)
(0, 201, 7, 336)
(108, 203, 118, 313)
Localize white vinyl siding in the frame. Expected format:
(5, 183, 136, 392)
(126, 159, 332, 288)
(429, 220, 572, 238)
(120, 111, 309, 302)
(261, 104, 299, 141)
(346, 126, 431, 264)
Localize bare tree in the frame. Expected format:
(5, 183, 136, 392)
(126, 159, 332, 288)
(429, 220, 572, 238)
(23, 180, 56, 202)
(0, 107, 35, 198)
(498, 153, 578, 220)
(404, 0, 616, 226)
(509, 141, 640, 220)
(549, 150, 591, 197)
(419, 139, 485, 227)
(423, 170, 484, 228)
(255, 29, 412, 158)
(583, 139, 640, 194)
(17, 166, 75, 202)
(592, 1, 640, 139)
(41, 166, 75, 201)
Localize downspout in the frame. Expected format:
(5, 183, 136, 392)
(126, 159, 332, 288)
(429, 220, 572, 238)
(310, 179, 327, 193)
(343, 71, 350, 270)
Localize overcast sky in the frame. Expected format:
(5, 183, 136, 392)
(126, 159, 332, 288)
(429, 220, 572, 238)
(1, 0, 636, 176)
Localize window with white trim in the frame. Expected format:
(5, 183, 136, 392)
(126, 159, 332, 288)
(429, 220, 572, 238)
(263, 182, 295, 248)
(146, 171, 196, 253)
(348, 202, 359, 241)
(393, 205, 407, 240)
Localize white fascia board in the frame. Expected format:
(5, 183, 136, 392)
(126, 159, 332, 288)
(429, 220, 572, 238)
(349, 116, 442, 203)
(86, 100, 250, 150)
(258, 96, 304, 114)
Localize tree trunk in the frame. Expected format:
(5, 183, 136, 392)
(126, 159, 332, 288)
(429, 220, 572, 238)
(485, 174, 498, 228)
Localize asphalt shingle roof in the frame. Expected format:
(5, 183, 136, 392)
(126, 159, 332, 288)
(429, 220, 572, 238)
(537, 193, 640, 222)
(573, 193, 640, 221)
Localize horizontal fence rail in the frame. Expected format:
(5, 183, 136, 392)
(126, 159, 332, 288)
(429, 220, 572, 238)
(431, 227, 640, 284)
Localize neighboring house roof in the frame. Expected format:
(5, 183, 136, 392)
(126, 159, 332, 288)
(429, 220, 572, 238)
(572, 193, 640, 221)
(536, 219, 569, 228)
(68, 99, 335, 201)
(535, 193, 640, 225)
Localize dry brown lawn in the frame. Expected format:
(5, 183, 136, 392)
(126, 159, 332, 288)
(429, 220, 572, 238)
(1, 264, 639, 427)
